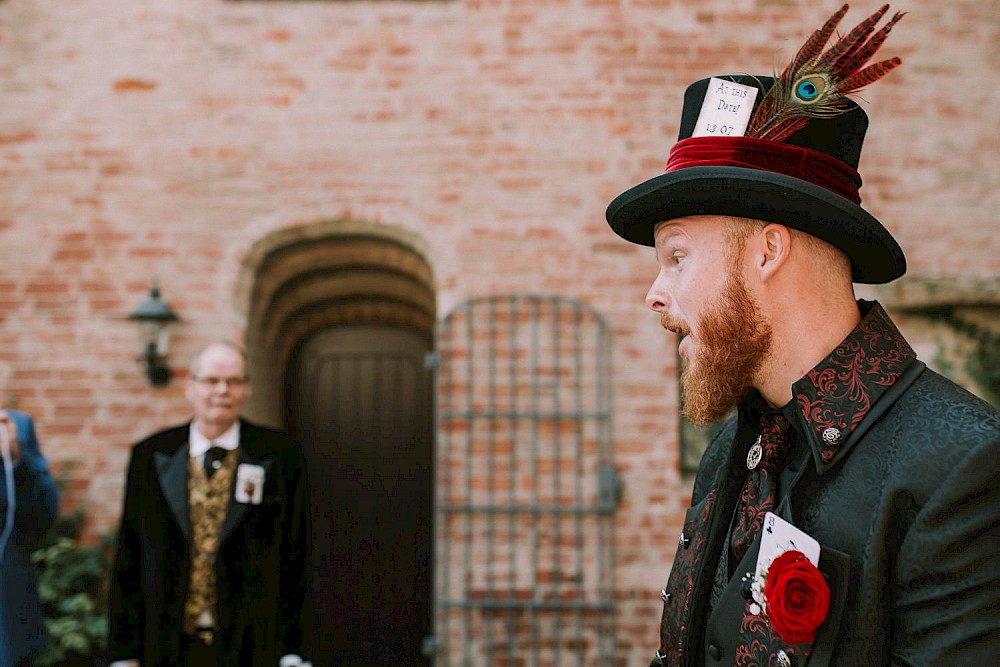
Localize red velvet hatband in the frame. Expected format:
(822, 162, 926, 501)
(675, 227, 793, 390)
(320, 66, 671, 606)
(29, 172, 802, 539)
(666, 136, 863, 205)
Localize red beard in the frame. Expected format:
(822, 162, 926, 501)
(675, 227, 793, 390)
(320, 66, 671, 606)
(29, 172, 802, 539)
(671, 273, 772, 426)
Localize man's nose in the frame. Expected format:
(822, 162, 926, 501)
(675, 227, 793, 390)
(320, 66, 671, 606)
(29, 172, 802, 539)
(645, 275, 671, 312)
(209, 382, 233, 395)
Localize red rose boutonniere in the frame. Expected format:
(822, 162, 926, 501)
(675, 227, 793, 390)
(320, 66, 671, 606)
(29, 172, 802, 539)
(760, 550, 831, 645)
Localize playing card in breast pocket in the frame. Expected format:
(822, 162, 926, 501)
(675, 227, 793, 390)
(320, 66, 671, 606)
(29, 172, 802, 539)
(755, 511, 821, 580)
(235, 463, 265, 505)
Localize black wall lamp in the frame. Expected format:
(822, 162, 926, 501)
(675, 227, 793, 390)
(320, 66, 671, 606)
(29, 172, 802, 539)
(128, 281, 179, 386)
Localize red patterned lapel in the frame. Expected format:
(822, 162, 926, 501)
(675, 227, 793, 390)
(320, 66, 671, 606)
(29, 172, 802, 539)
(734, 598, 811, 666)
(794, 301, 916, 464)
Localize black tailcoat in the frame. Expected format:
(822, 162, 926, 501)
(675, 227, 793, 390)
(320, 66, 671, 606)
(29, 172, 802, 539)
(108, 420, 312, 666)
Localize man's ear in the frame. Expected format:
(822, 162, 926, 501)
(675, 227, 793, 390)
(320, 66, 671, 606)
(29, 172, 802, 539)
(757, 223, 792, 281)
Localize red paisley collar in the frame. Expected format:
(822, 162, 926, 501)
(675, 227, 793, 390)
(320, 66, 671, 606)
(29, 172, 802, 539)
(789, 300, 917, 465)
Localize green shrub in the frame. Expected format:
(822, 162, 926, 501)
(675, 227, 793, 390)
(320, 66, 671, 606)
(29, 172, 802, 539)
(30, 476, 114, 666)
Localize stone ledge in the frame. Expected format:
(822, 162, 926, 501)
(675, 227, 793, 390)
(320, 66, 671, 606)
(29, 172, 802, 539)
(867, 274, 1000, 311)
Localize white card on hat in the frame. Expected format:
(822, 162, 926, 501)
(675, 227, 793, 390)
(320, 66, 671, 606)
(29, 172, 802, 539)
(692, 77, 759, 138)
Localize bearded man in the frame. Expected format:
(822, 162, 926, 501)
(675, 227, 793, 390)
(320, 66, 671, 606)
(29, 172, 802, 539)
(605, 6, 999, 666)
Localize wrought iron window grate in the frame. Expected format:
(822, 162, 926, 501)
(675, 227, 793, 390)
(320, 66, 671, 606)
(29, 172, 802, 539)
(433, 295, 617, 666)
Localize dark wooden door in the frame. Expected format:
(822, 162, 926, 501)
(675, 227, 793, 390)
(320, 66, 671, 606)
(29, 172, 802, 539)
(288, 325, 434, 666)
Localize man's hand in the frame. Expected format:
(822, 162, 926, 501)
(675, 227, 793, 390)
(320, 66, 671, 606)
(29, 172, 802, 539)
(0, 410, 20, 463)
(108, 661, 140, 667)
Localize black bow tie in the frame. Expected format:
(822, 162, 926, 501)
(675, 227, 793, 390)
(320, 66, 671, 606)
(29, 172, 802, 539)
(204, 446, 228, 479)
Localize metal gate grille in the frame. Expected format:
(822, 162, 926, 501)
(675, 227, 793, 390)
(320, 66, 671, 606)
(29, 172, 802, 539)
(434, 295, 617, 666)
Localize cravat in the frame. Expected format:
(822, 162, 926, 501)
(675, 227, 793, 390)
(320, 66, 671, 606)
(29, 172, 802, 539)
(729, 411, 795, 565)
(203, 445, 228, 479)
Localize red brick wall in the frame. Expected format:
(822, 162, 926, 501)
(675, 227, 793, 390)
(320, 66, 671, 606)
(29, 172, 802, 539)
(1, 0, 996, 663)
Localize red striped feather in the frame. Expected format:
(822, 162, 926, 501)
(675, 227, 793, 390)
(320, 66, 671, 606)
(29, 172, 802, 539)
(838, 57, 902, 93)
(782, 4, 849, 77)
(834, 11, 906, 79)
(815, 4, 890, 70)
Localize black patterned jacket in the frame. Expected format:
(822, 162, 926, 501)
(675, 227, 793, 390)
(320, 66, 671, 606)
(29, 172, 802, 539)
(652, 301, 1000, 666)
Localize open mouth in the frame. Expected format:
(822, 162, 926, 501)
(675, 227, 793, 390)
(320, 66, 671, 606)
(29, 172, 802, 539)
(659, 313, 692, 358)
(661, 320, 690, 340)
(659, 315, 693, 358)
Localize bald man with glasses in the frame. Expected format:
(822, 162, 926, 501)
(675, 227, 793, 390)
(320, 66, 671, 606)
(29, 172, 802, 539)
(108, 342, 313, 667)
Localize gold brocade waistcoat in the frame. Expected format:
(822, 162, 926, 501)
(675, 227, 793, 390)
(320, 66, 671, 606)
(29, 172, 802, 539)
(183, 448, 238, 635)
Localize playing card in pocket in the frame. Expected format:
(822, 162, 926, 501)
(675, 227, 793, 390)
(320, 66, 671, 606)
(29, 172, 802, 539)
(755, 511, 821, 580)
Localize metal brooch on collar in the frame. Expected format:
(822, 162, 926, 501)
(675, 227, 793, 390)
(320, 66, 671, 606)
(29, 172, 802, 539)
(747, 436, 763, 469)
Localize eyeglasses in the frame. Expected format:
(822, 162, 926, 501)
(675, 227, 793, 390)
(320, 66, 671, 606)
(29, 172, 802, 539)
(191, 376, 249, 389)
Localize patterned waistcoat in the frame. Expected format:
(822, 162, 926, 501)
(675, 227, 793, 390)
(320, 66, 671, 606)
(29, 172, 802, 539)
(183, 449, 238, 634)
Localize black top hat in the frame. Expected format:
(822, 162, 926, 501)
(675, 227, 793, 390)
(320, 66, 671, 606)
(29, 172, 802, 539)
(606, 74, 905, 284)
(606, 2, 912, 284)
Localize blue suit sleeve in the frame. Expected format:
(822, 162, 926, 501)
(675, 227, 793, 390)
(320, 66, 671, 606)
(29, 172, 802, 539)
(9, 411, 60, 538)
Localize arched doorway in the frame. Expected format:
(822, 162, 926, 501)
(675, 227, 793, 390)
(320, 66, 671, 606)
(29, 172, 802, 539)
(237, 221, 435, 666)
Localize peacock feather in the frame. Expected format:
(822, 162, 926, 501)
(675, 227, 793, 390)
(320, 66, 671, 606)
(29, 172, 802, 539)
(746, 3, 905, 143)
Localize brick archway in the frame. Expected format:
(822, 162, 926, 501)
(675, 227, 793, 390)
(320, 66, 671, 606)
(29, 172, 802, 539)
(235, 219, 436, 427)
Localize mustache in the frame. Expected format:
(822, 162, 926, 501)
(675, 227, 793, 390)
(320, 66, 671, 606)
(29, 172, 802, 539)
(660, 312, 691, 337)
